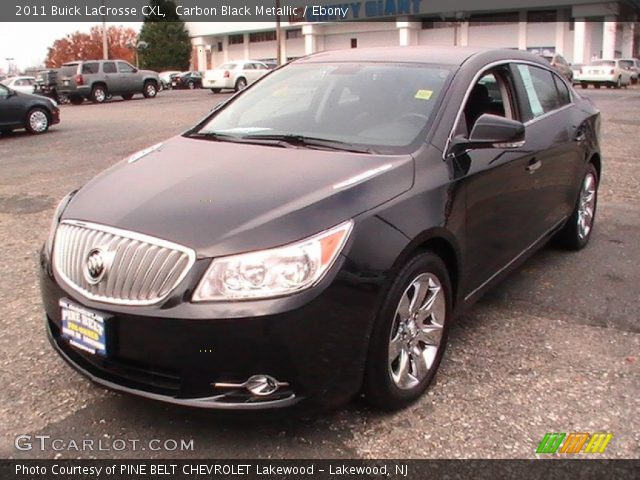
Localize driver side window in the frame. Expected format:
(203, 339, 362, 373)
(458, 68, 516, 137)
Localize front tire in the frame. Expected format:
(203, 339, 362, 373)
(363, 252, 452, 410)
(143, 81, 157, 98)
(555, 164, 598, 250)
(25, 108, 50, 134)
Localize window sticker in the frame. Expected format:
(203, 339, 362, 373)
(517, 65, 544, 117)
(415, 89, 433, 100)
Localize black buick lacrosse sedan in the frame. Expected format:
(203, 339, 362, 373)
(40, 47, 601, 410)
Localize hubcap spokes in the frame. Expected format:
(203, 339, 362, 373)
(30, 111, 47, 132)
(577, 173, 596, 240)
(389, 273, 445, 390)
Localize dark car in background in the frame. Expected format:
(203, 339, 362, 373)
(0, 82, 60, 134)
(171, 71, 203, 89)
(34, 69, 62, 103)
(57, 60, 160, 104)
(41, 47, 601, 411)
(541, 53, 573, 82)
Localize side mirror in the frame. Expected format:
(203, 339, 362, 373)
(451, 114, 525, 154)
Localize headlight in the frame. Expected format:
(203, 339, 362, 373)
(193, 220, 353, 302)
(45, 191, 76, 255)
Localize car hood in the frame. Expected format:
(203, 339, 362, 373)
(63, 136, 414, 257)
(14, 90, 55, 104)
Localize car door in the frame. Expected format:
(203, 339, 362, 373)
(253, 62, 270, 82)
(0, 84, 27, 127)
(243, 62, 259, 84)
(117, 61, 142, 93)
(452, 65, 543, 292)
(511, 63, 585, 231)
(102, 61, 121, 92)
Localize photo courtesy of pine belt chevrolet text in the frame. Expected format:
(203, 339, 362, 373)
(40, 46, 602, 410)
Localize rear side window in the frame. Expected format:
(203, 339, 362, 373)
(553, 75, 571, 106)
(515, 64, 560, 120)
(103, 62, 116, 73)
(82, 62, 99, 74)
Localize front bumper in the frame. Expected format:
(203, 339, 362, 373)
(40, 251, 378, 410)
(51, 108, 60, 125)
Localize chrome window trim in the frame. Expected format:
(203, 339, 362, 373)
(443, 59, 576, 159)
(53, 219, 197, 306)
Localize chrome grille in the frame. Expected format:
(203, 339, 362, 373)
(53, 220, 196, 306)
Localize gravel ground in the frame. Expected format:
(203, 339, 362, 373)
(0, 88, 638, 459)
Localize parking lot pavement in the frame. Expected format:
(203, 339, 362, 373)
(0, 89, 638, 459)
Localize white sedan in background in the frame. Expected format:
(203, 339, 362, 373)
(577, 59, 633, 89)
(1, 76, 36, 94)
(203, 61, 271, 93)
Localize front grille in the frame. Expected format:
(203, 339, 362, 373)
(53, 220, 196, 305)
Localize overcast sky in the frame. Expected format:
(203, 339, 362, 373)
(0, 22, 142, 73)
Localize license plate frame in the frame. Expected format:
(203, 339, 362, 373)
(59, 299, 110, 356)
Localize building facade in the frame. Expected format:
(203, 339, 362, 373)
(187, 1, 639, 70)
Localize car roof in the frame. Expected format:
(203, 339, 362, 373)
(296, 46, 546, 67)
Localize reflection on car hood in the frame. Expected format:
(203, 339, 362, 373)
(63, 136, 414, 256)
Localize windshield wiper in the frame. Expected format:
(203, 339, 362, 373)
(241, 134, 372, 153)
(187, 131, 244, 142)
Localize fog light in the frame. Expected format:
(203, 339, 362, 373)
(245, 375, 281, 396)
(213, 375, 289, 397)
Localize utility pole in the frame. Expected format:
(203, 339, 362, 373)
(5, 58, 14, 76)
(101, 1, 108, 59)
(275, 0, 282, 65)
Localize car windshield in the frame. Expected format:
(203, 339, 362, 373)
(190, 62, 452, 152)
(592, 60, 615, 66)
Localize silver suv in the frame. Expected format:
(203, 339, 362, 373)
(58, 60, 160, 104)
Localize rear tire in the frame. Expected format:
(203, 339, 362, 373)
(25, 108, 50, 134)
(122, 93, 133, 100)
(581, 82, 588, 89)
(594, 83, 601, 89)
(143, 81, 157, 98)
(554, 164, 598, 251)
(69, 95, 83, 105)
(363, 252, 452, 411)
(234, 77, 247, 92)
(211, 88, 221, 94)
(91, 84, 107, 103)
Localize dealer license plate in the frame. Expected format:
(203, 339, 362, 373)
(60, 299, 108, 356)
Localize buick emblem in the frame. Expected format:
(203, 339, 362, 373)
(83, 248, 108, 285)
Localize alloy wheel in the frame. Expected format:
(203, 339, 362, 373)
(388, 273, 446, 390)
(577, 172, 596, 240)
(28, 110, 48, 133)
(94, 88, 106, 102)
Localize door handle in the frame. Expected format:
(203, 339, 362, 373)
(526, 157, 542, 173)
